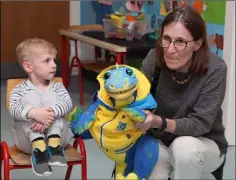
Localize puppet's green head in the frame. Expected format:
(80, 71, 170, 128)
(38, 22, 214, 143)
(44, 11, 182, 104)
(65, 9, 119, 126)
(102, 64, 138, 100)
(97, 64, 151, 106)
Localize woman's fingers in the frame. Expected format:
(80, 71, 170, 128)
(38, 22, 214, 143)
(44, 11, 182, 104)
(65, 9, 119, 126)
(134, 122, 149, 132)
(143, 110, 151, 115)
(134, 122, 142, 129)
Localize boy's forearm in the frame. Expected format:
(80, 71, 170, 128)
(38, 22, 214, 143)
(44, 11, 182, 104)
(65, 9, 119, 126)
(9, 105, 34, 121)
(26, 107, 36, 120)
(49, 99, 72, 118)
(51, 83, 73, 118)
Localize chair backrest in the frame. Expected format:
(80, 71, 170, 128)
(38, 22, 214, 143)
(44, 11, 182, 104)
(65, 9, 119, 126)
(67, 24, 103, 32)
(5, 77, 62, 111)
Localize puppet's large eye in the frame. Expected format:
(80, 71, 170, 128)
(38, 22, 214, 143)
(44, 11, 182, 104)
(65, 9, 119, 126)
(126, 68, 133, 76)
(104, 72, 111, 80)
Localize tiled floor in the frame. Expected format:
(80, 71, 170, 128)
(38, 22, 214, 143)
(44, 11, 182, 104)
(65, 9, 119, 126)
(1, 77, 235, 179)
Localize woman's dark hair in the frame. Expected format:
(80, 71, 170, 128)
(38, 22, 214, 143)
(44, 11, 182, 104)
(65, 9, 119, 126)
(156, 6, 209, 74)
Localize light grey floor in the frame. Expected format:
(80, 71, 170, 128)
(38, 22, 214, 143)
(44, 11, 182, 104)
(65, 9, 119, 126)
(1, 76, 235, 179)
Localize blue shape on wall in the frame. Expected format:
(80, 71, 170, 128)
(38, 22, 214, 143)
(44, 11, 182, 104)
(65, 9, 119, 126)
(91, 1, 113, 25)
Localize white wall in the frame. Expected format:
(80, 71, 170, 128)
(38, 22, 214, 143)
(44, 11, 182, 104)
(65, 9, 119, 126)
(70, 1, 81, 25)
(69, 1, 95, 75)
(69, 1, 80, 75)
(222, 1, 235, 146)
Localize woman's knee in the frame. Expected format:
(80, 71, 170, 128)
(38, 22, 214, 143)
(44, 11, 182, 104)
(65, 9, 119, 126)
(169, 136, 205, 165)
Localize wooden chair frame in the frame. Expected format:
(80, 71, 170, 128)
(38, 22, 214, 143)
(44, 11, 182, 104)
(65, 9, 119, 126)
(1, 77, 87, 180)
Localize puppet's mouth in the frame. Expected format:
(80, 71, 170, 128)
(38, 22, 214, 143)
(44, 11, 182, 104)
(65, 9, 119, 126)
(107, 84, 137, 95)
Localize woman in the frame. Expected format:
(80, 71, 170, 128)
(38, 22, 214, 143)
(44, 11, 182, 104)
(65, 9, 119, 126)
(136, 6, 228, 179)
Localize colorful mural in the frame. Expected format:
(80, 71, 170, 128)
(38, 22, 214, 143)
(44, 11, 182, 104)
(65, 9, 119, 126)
(154, 0, 226, 57)
(82, 0, 226, 57)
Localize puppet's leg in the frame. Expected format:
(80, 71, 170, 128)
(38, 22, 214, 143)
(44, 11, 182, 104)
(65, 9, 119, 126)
(106, 151, 127, 180)
(126, 134, 159, 180)
(115, 164, 126, 180)
(115, 148, 136, 180)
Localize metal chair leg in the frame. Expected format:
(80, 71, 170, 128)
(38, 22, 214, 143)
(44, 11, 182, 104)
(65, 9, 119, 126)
(1, 142, 2, 179)
(65, 138, 87, 180)
(75, 137, 87, 180)
(1, 142, 10, 180)
(65, 165, 73, 180)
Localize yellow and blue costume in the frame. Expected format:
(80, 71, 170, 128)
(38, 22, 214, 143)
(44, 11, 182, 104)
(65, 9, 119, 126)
(66, 64, 159, 179)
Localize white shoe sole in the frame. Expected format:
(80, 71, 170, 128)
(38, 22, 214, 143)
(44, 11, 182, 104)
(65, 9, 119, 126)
(30, 157, 52, 176)
(49, 161, 67, 167)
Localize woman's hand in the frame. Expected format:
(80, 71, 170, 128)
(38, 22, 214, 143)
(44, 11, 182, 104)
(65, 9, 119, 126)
(134, 110, 162, 133)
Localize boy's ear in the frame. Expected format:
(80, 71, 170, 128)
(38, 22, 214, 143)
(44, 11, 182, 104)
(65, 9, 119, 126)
(22, 60, 33, 73)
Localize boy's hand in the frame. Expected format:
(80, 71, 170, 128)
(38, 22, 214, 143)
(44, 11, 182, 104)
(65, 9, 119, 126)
(27, 108, 55, 127)
(30, 122, 46, 133)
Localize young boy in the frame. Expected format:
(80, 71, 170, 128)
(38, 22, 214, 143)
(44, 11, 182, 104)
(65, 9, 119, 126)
(9, 38, 74, 176)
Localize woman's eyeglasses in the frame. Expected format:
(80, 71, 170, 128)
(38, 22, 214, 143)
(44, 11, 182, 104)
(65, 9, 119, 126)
(159, 35, 195, 51)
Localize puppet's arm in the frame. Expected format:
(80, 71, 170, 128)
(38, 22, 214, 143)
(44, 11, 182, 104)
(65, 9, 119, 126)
(66, 106, 93, 140)
(122, 93, 157, 122)
(66, 98, 98, 135)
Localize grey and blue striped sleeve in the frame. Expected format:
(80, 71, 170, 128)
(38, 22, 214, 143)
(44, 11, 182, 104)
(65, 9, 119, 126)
(9, 83, 34, 121)
(49, 82, 73, 118)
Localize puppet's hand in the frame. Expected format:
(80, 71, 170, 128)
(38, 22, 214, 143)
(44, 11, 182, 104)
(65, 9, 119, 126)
(66, 106, 83, 134)
(66, 106, 82, 123)
(122, 107, 146, 122)
(68, 107, 95, 135)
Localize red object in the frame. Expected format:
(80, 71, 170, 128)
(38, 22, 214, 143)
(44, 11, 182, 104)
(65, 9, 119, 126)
(1, 137, 87, 180)
(67, 40, 84, 105)
(126, 15, 136, 21)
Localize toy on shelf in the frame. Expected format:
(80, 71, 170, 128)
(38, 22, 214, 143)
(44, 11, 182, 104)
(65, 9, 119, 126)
(103, 11, 147, 41)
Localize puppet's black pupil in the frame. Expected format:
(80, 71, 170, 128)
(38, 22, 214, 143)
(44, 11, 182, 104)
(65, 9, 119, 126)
(126, 69, 133, 76)
(104, 72, 111, 80)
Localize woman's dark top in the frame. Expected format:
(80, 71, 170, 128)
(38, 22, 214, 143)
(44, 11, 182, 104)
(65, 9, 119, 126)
(141, 49, 228, 155)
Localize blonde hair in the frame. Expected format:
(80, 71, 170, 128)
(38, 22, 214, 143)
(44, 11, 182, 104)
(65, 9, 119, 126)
(16, 38, 57, 65)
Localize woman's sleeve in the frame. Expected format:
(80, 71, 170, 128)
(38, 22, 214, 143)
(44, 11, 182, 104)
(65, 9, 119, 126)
(140, 48, 157, 82)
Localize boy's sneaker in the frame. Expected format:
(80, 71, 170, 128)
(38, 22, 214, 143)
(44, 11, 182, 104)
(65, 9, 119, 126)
(48, 145, 67, 166)
(30, 148, 52, 176)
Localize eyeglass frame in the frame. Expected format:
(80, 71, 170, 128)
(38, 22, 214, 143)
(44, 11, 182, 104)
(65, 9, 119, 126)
(158, 35, 195, 51)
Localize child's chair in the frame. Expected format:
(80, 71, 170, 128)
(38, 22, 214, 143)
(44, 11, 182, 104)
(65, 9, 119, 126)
(1, 77, 87, 180)
(66, 24, 114, 105)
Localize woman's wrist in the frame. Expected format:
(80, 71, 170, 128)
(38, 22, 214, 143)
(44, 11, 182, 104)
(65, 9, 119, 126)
(151, 115, 176, 133)
(165, 118, 176, 133)
(151, 115, 163, 129)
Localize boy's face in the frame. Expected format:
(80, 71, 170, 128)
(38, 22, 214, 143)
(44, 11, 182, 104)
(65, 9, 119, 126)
(23, 51, 57, 81)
